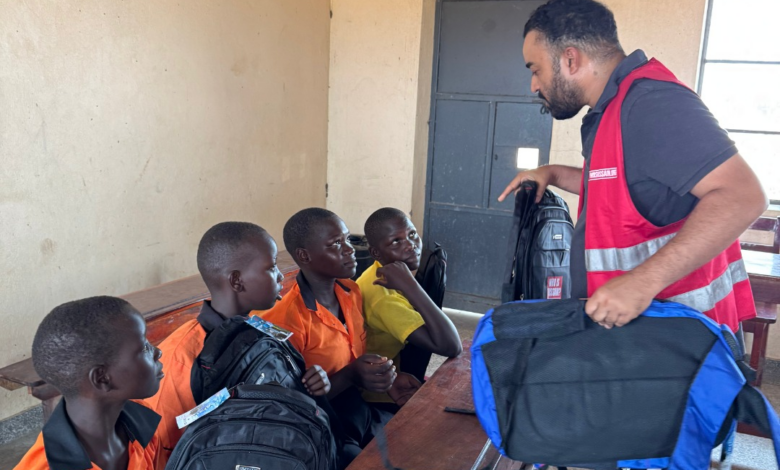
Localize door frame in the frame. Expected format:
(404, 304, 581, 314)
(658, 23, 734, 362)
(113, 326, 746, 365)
(422, 0, 551, 310)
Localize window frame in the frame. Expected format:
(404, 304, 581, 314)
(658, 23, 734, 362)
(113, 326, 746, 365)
(697, 0, 780, 204)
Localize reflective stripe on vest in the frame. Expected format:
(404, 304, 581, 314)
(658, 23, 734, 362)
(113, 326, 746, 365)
(666, 259, 749, 313)
(586, 233, 748, 312)
(585, 233, 676, 272)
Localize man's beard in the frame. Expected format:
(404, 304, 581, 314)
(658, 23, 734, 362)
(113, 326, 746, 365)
(539, 67, 585, 120)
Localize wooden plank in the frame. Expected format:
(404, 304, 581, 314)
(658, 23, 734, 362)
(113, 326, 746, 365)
(752, 302, 778, 324)
(0, 252, 300, 391)
(744, 250, 780, 304)
(346, 341, 523, 470)
(747, 216, 779, 232)
(744, 250, 780, 278)
(0, 363, 37, 390)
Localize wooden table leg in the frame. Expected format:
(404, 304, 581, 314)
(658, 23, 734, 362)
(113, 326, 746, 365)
(750, 322, 769, 388)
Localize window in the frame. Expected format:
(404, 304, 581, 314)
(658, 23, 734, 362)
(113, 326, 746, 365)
(698, 0, 780, 203)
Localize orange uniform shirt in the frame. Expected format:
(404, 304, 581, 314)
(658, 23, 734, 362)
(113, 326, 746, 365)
(14, 400, 160, 470)
(145, 301, 226, 469)
(260, 272, 366, 376)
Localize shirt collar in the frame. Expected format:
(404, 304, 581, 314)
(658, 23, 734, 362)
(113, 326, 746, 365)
(590, 49, 648, 114)
(296, 271, 352, 312)
(42, 399, 160, 470)
(197, 300, 229, 333)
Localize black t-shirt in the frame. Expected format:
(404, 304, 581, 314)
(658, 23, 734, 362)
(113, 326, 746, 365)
(570, 50, 737, 299)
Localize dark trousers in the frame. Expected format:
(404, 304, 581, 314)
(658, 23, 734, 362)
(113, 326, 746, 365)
(329, 386, 395, 465)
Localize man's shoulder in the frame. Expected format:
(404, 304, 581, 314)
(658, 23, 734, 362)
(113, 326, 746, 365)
(622, 78, 696, 115)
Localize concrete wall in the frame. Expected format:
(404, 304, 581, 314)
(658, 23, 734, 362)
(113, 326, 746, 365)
(0, 0, 330, 421)
(326, 0, 708, 229)
(326, 0, 434, 232)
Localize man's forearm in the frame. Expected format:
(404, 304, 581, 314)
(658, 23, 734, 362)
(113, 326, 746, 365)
(548, 165, 583, 195)
(630, 186, 767, 296)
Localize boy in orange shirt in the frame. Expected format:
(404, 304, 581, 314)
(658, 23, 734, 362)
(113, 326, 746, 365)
(146, 222, 329, 467)
(262, 208, 396, 460)
(15, 296, 164, 470)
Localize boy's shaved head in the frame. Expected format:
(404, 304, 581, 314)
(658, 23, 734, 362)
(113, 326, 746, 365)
(197, 222, 271, 290)
(364, 207, 409, 246)
(283, 208, 340, 259)
(32, 296, 138, 397)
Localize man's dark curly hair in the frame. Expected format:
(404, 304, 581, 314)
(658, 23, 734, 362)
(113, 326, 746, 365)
(524, 0, 623, 62)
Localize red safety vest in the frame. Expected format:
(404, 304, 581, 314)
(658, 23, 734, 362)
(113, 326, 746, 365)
(578, 58, 755, 332)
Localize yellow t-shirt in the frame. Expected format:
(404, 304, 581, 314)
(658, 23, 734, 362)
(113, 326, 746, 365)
(357, 261, 426, 368)
(357, 261, 426, 403)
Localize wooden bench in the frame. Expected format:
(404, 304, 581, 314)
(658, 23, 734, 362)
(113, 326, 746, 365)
(0, 251, 300, 421)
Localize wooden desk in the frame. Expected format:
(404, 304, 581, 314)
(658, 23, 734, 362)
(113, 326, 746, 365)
(744, 250, 780, 304)
(0, 251, 300, 420)
(347, 343, 523, 470)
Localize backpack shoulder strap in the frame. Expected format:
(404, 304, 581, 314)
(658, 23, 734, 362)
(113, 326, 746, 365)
(734, 382, 780, 463)
(501, 183, 538, 302)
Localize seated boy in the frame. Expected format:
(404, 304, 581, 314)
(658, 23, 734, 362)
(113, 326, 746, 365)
(261, 208, 396, 455)
(357, 207, 462, 406)
(146, 222, 330, 468)
(15, 296, 164, 470)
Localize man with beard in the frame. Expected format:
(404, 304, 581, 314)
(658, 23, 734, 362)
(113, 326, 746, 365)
(499, 0, 766, 332)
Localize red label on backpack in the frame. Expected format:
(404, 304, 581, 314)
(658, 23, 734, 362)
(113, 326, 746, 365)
(546, 276, 563, 299)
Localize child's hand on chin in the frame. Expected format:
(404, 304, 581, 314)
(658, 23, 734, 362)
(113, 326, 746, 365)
(374, 262, 416, 293)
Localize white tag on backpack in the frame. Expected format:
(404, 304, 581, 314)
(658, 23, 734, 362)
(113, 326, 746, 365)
(176, 387, 229, 429)
(246, 316, 293, 342)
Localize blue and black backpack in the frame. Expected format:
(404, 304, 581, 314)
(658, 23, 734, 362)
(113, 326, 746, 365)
(472, 299, 780, 470)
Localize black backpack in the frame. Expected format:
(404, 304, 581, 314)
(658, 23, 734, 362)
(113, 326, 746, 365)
(414, 243, 447, 308)
(399, 244, 448, 383)
(472, 299, 780, 469)
(165, 384, 337, 470)
(190, 316, 306, 405)
(348, 234, 374, 281)
(501, 181, 573, 303)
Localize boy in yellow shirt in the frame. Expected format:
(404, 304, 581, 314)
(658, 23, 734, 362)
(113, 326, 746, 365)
(357, 207, 462, 407)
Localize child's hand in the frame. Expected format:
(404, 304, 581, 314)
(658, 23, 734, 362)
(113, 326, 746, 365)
(387, 372, 422, 407)
(352, 354, 396, 392)
(302, 365, 331, 396)
(374, 262, 417, 293)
